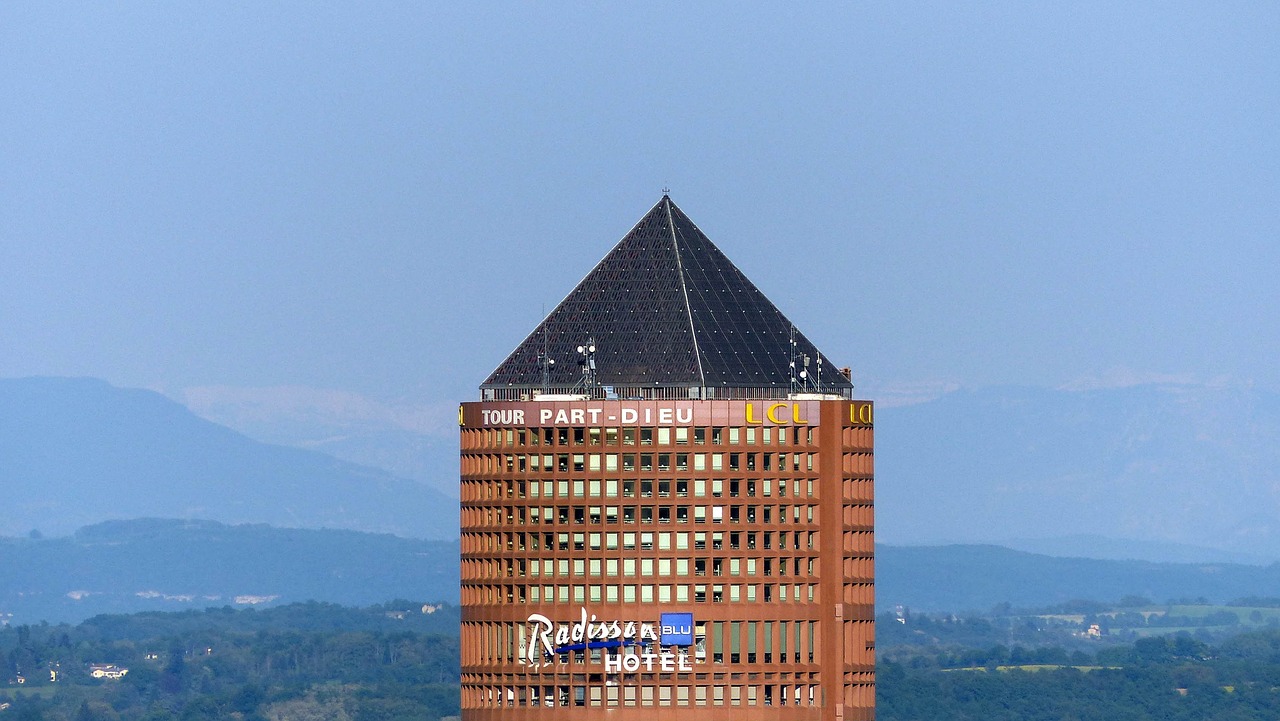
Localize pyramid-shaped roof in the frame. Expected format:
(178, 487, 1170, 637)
(481, 196, 852, 398)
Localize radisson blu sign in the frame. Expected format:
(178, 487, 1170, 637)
(526, 608, 695, 674)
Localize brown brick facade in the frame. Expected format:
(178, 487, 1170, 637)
(459, 398, 874, 720)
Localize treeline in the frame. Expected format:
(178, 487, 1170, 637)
(12, 601, 1280, 719)
(0, 602, 460, 720)
(76, 600, 460, 640)
(880, 632, 1280, 721)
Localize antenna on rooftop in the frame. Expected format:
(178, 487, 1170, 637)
(789, 325, 799, 394)
(789, 324, 821, 394)
(538, 340, 555, 395)
(537, 303, 555, 394)
(574, 337, 598, 396)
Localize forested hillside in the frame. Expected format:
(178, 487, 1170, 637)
(0, 602, 460, 721)
(7, 602, 1280, 720)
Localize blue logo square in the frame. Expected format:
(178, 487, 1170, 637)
(660, 612, 694, 646)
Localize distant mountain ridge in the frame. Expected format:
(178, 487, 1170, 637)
(177, 384, 460, 497)
(9, 374, 1280, 574)
(994, 534, 1273, 566)
(878, 543, 1280, 612)
(0, 377, 458, 538)
(875, 383, 1280, 560)
(175, 380, 1280, 563)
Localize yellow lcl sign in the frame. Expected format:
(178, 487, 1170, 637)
(745, 403, 809, 425)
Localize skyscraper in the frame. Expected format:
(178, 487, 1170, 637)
(459, 196, 874, 720)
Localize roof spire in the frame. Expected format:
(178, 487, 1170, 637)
(480, 196, 852, 398)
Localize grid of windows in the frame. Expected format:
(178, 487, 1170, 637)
(460, 401, 873, 721)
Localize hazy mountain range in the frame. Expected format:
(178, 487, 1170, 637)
(177, 383, 460, 496)
(178, 378, 1280, 563)
(875, 382, 1280, 561)
(0, 377, 458, 539)
(8, 376, 1280, 564)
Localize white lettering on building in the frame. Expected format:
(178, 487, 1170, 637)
(480, 409, 524, 426)
(524, 608, 696, 675)
(486, 404, 700, 427)
(603, 651, 693, 674)
(526, 608, 658, 664)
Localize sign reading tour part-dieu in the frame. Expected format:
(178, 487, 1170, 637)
(525, 608, 695, 674)
(461, 399, 873, 428)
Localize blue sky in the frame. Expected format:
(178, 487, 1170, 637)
(3, 2, 1277, 426)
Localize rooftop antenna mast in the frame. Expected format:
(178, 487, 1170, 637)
(789, 325, 799, 394)
(575, 337, 598, 396)
(789, 324, 818, 394)
(537, 304, 555, 395)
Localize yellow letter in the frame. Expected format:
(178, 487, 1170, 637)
(792, 404, 809, 425)
(746, 403, 761, 424)
(767, 403, 787, 424)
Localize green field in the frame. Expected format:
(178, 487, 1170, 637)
(6, 686, 58, 699)
(1034, 604, 1280, 635)
(945, 665, 1116, 673)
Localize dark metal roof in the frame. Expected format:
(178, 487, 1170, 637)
(481, 196, 851, 395)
